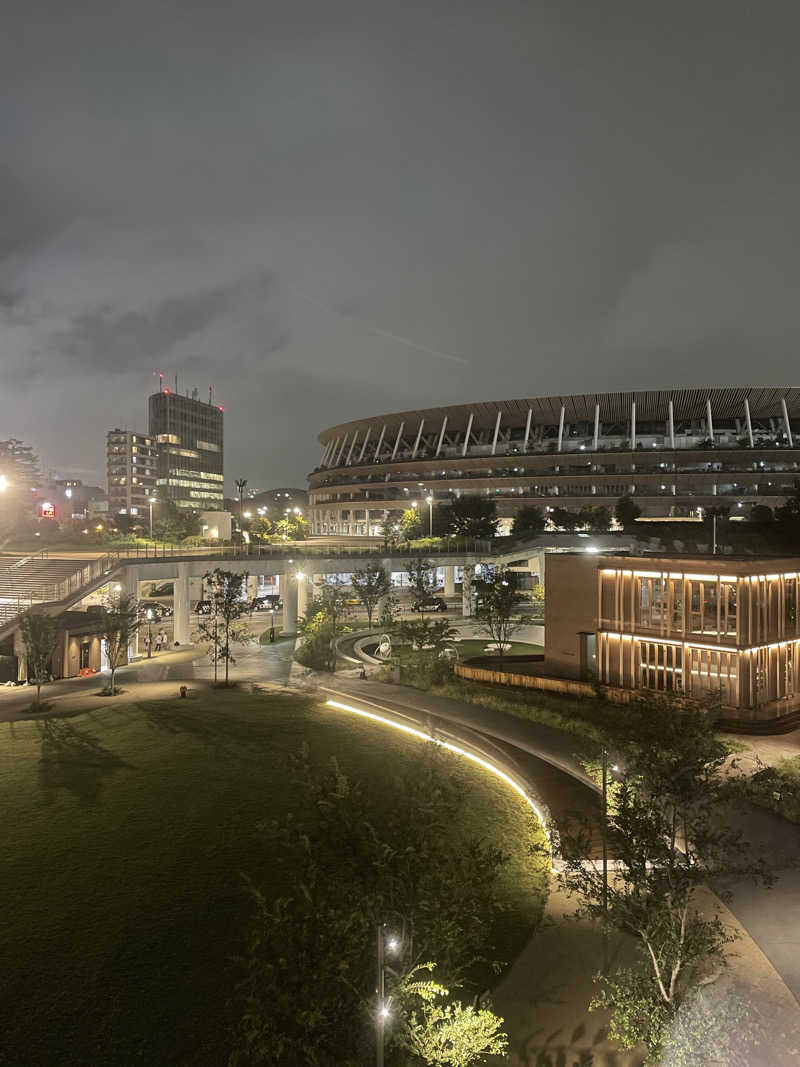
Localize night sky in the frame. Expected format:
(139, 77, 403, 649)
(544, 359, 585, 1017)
(2, 1, 799, 491)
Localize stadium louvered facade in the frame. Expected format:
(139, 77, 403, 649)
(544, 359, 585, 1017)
(308, 388, 800, 536)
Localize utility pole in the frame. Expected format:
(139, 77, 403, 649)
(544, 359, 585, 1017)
(426, 495, 433, 537)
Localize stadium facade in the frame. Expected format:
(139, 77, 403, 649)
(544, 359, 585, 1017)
(308, 388, 800, 536)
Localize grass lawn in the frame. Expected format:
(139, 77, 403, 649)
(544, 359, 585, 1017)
(0, 689, 548, 1066)
(456, 638, 544, 660)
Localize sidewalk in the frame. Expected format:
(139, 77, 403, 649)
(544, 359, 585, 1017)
(493, 881, 800, 1067)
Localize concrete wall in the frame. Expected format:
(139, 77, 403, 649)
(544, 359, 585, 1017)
(543, 552, 598, 679)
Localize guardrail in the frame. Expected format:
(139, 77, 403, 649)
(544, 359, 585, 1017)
(95, 540, 494, 563)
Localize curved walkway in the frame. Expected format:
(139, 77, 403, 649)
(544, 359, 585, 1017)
(323, 678, 800, 1011)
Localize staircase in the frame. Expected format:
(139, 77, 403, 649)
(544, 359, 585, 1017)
(0, 553, 120, 632)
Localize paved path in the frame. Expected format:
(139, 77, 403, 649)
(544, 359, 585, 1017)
(322, 676, 800, 1024)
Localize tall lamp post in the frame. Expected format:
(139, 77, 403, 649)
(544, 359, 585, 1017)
(425, 495, 433, 537)
(235, 478, 248, 527)
(148, 496, 157, 540)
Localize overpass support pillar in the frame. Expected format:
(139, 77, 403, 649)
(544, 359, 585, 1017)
(376, 560, 393, 628)
(297, 574, 312, 620)
(444, 565, 455, 597)
(528, 550, 546, 585)
(173, 564, 192, 646)
(283, 578, 299, 637)
(13, 627, 27, 682)
(124, 566, 140, 659)
(461, 565, 475, 617)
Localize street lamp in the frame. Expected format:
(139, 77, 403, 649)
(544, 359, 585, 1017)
(425, 495, 433, 537)
(235, 478, 248, 526)
(375, 926, 400, 1067)
(148, 496, 157, 540)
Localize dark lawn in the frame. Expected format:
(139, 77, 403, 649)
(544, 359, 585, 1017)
(0, 688, 547, 1066)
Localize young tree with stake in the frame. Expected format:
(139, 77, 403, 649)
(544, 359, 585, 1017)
(473, 566, 526, 666)
(351, 563, 391, 628)
(556, 704, 772, 1064)
(101, 591, 140, 696)
(20, 610, 58, 707)
(194, 569, 252, 685)
(406, 558, 437, 616)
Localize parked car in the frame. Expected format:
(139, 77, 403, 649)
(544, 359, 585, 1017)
(194, 600, 212, 615)
(251, 594, 283, 612)
(145, 602, 173, 620)
(411, 597, 448, 613)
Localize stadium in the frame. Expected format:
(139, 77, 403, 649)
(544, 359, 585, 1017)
(308, 388, 800, 536)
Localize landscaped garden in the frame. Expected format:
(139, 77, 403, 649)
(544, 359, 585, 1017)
(0, 688, 549, 1066)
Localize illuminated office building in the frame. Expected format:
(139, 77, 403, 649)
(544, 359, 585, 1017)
(148, 388, 224, 509)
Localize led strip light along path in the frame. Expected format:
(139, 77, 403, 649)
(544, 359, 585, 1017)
(322, 692, 552, 849)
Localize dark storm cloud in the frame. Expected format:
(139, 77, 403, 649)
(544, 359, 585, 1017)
(1, 1, 799, 487)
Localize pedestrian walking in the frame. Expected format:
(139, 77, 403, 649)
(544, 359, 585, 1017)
(155, 630, 165, 653)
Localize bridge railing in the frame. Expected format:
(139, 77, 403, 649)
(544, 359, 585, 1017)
(94, 540, 494, 565)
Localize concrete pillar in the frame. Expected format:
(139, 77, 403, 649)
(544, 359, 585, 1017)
(13, 627, 27, 682)
(173, 563, 192, 645)
(461, 565, 475, 617)
(444, 566, 455, 597)
(782, 397, 794, 446)
(124, 565, 140, 659)
(375, 561, 393, 628)
(463, 412, 474, 456)
(744, 397, 754, 448)
(246, 574, 259, 599)
(297, 574, 311, 620)
(283, 578, 299, 637)
(491, 410, 502, 455)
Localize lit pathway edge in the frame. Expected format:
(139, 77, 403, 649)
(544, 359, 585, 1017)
(320, 689, 555, 853)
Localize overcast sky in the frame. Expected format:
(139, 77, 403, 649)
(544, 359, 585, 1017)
(1, 1, 799, 491)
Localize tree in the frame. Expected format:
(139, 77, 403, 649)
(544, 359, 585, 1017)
(401, 507, 423, 540)
(579, 505, 611, 532)
(529, 583, 545, 618)
(152, 500, 201, 542)
(406, 558, 438, 615)
(20, 610, 58, 706)
(557, 704, 772, 1064)
(473, 567, 526, 666)
(274, 515, 310, 541)
(194, 569, 252, 684)
(101, 591, 140, 696)
(446, 497, 498, 539)
(295, 579, 351, 672)
(399, 964, 508, 1066)
(249, 516, 273, 540)
(510, 505, 544, 538)
(351, 562, 391, 628)
(549, 506, 580, 532)
(614, 494, 641, 530)
(395, 617, 457, 653)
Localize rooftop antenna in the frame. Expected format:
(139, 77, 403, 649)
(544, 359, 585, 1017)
(153, 370, 164, 392)
(175, 374, 178, 394)
(208, 386, 213, 405)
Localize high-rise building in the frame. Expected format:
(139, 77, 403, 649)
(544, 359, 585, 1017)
(106, 429, 158, 516)
(148, 389, 224, 509)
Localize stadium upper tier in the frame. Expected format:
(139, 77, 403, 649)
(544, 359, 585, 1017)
(308, 388, 800, 535)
